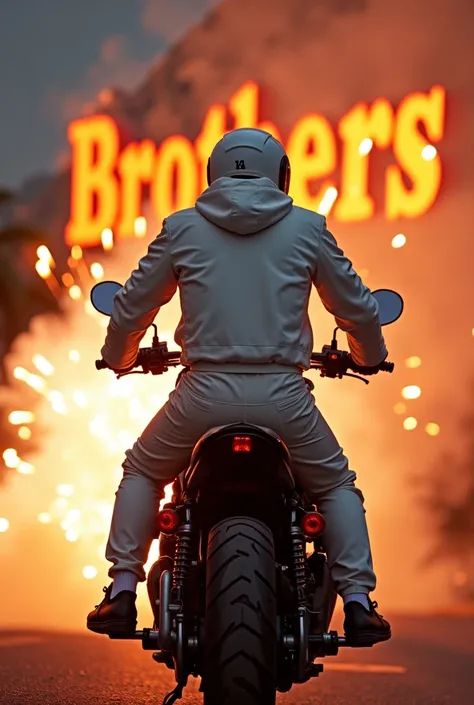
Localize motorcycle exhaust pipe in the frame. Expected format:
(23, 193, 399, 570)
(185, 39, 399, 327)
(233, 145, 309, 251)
(159, 569, 175, 650)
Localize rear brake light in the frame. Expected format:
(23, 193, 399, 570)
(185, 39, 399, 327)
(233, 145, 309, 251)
(157, 508, 180, 533)
(232, 435, 252, 453)
(301, 511, 325, 537)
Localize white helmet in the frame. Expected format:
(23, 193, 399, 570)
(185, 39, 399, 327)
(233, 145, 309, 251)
(207, 127, 291, 194)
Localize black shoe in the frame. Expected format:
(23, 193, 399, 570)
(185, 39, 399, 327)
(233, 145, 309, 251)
(87, 584, 137, 635)
(343, 599, 391, 647)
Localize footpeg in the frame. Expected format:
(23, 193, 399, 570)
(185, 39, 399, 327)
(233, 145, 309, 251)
(108, 628, 160, 650)
(308, 631, 346, 656)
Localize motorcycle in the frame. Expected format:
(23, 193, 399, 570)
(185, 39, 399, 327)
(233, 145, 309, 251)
(90, 281, 403, 705)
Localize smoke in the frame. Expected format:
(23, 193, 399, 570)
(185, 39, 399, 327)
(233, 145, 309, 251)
(44, 1, 222, 128)
(141, 0, 220, 44)
(45, 35, 153, 127)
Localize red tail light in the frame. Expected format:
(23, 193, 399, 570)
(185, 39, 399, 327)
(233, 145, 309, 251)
(157, 508, 180, 533)
(301, 511, 325, 537)
(232, 435, 252, 453)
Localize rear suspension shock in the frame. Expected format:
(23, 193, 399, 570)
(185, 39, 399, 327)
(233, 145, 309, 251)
(290, 502, 307, 606)
(172, 502, 195, 600)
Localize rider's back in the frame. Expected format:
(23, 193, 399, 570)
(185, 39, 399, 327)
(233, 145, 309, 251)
(167, 176, 386, 369)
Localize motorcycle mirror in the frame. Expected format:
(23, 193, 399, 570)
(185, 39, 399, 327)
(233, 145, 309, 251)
(90, 280, 123, 316)
(371, 288, 404, 326)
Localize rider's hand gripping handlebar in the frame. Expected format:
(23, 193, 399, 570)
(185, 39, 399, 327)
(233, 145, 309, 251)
(96, 343, 394, 382)
(310, 347, 394, 384)
(95, 343, 182, 378)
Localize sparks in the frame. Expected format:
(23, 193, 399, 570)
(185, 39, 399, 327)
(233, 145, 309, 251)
(73, 391, 88, 408)
(71, 245, 83, 261)
(69, 285, 82, 301)
(3, 448, 19, 468)
(82, 566, 98, 580)
(403, 417, 418, 431)
(358, 138, 373, 155)
(38, 513, 52, 524)
(134, 216, 147, 237)
(18, 426, 32, 440)
(8, 410, 35, 425)
(402, 385, 422, 400)
(35, 260, 51, 279)
(62, 272, 75, 288)
(48, 390, 68, 415)
(0, 518, 10, 533)
(318, 187, 339, 216)
(36, 245, 53, 264)
(421, 144, 437, 161)
(33, 354, 55, 376)
(101, 228, 114, 251)
(56, 484, 74, 497)
(13, 368, 46, 392)
(406, 356, 422, 368)
(17, 461, 35, 475)
(90, 262, 104, 280)
(392, 233, 407, 249)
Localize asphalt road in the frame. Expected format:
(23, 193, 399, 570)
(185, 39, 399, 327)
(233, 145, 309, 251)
(1, 615, 473, 705)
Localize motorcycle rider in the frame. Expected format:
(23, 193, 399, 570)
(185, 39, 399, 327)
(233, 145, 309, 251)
(87, 127, 391, 647)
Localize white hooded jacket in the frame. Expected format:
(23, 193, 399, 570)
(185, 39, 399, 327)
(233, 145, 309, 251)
(101, 176, 387, 371)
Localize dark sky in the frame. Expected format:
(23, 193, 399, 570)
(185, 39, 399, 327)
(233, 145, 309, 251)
(0, 0, 217, 189)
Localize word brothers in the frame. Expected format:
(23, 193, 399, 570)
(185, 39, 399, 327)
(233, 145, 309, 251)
(66, 81, 446, 248)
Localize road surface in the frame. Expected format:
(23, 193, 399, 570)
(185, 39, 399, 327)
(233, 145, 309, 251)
(0, 614, 472, 704)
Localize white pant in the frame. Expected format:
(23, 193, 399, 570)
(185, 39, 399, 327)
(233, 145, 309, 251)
(106, 371, 376, 597)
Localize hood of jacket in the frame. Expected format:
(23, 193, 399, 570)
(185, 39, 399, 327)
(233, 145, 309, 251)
(195, 176, 293, 235)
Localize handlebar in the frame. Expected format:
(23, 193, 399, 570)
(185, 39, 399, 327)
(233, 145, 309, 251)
(95, 359, 109, 370)
(95, 346, 182, 377)
(310, 349, 394, 376)
(96, 344, 394, 383)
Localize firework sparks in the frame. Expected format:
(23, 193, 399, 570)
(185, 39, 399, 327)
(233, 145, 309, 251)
(0, 227, 453, 627)
(318, 187, 338, 216)
(8, 411, 35, 425)
(37, 245, 54, 265)
(83, 566, 98, 580)
(392, 233, 407, 248)
(17, 461, 35, 475)
(3, 448, 20, 468)
(134, 217, 147, 238)
(13, 366, 47, 392)
(402, 385, 422, 400)
(90, 262, 104, 280)
(35, 257, 62, 298)
(0, 253, 179, 598)
(421, 144, 437, 161)
(33, 355, 54, 376)
(359, 138, 373, 155)
(406, 356, 422, 368)
(403, 416, 418, 431)
(101, 228, 114, 251)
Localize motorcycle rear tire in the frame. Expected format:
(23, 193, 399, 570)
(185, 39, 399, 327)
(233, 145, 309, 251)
(202, 516, 277, 705)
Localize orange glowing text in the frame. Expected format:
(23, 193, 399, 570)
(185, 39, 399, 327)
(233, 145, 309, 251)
(66, 81, 447, 247)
